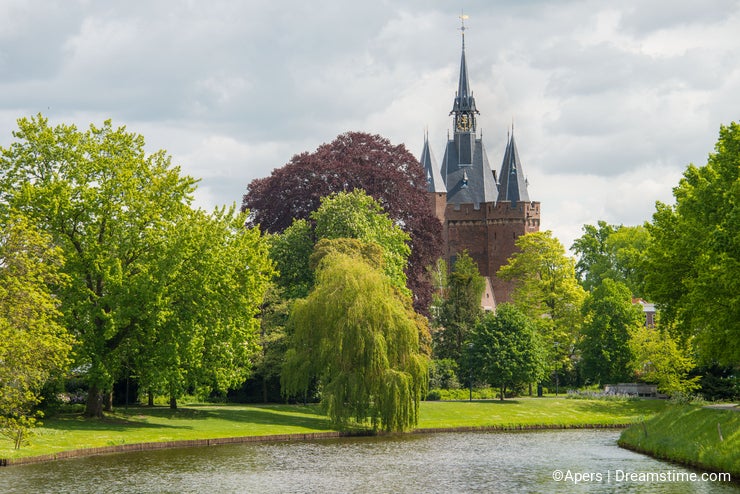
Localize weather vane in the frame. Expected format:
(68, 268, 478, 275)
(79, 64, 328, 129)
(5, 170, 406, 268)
(459, 11, 469, 48)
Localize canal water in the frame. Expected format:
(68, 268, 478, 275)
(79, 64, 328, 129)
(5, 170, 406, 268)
(0, 430, 736, 493)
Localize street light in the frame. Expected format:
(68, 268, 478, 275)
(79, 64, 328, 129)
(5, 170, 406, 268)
(468, 342, 474, 401)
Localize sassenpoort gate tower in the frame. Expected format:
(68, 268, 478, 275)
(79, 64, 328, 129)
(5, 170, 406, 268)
(420, 18, 540, 307)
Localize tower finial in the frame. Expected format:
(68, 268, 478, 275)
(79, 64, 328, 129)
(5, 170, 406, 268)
(459, 11, 469, 49)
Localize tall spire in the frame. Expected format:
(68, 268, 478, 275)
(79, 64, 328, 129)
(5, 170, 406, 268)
(451, 12, 478, 133)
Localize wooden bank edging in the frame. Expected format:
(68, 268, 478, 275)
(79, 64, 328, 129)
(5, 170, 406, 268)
(0, 423, 632, 467)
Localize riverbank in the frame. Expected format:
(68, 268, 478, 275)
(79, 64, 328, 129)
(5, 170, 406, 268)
(1, 397, 668, 465)
(618, 404, 739, 476)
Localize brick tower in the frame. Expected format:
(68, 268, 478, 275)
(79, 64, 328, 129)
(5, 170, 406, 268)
(420, 20, 540, 306)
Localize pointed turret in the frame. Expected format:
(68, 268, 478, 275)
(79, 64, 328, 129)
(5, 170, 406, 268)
(420, 131, 446, 193)
(497, 131, 530, 204)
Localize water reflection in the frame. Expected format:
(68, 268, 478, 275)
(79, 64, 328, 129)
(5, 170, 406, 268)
(0, 430, 736, 493)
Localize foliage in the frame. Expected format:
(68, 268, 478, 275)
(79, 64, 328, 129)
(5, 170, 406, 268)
(282, 252, 428, 432)
(644, 122, 740, 366)
(469, 304, 546, 401)
(434, 251, 485, 367)
(579, 279, 643, 385)
(242, 131, 443, 312)
(0, 215, 74, 448)
(428, 359, 461, 390)
(0, 115, 273, 416)
(629, 325, 700, 397)
(268, 219, 315, 299)
(571, 221, 649, 296)
(312, 190, 410, 294)
(497, 231, 586, 376)
(131, 206, 274, 408)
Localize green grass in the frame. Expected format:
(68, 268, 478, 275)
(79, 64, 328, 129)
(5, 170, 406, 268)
(1, 397, 668, 461)
(619, 405, 739, 476)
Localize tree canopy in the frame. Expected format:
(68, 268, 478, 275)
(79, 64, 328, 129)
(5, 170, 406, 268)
(242, 131, 443, 312)
(644, 122, 740, 366)
(470, 304, 545, 400)
(0, 115, 273, 416)
(497, 231, 586, 375)
(282, 250, 428, 432)
(571, 221, 649, 296)
(434, 251, 485, 366)
(0, 215, 73, 447)
(579, 279, 643, 385)
(131, 206, 274, 408)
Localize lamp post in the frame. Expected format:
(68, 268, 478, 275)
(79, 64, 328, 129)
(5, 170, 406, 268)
(553, 341, 560, 397)
(468, 342, 474, 402)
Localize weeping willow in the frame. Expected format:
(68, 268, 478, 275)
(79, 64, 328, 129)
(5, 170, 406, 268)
(282, 251, 428, 432)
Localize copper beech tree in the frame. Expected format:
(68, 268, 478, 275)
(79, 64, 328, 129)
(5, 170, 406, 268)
(242, 132, 443, 313)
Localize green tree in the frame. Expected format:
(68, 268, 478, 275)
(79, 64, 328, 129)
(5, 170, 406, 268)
(269, 219, 315, 299)
(571, 221, 649, 296)
(469, 304, 545, 400)
(282, 251, 428, 432)
(435, 251, 485, 366)
(0, 215, 73, 447)
(312, 189, 411, 295)
(132, 207, 274, 409)
(579, 279, 643, 385)
(498, 231, 586, 378)
(644, 122, 740, 366)
(0, 115, 195, 416)
(629, 325, 700, 397)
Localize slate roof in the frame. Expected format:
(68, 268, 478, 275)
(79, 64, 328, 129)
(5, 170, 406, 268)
(442, 133, 498, 206)
(497, 133, 530, 204)
(420, 132, 446, 193)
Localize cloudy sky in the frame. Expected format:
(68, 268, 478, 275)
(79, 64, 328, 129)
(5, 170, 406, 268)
(1, 0, 739, 251)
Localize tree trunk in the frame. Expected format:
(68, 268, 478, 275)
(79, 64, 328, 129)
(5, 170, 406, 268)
(103, 391, 113, 412)
(85, 384, 104, 418)
(169, 395, 177, 409)
(148, 390, 154, 407)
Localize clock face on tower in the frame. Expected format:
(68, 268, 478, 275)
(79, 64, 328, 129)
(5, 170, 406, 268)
(457, 114, 471, 131)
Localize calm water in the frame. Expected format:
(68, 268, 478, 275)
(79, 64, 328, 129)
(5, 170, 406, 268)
(0, 430, 736, 493)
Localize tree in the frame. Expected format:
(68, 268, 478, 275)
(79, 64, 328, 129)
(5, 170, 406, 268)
(282, 251, 428, 432)
(469, 304, 545, 400)
(629, 325, 699, 397)
(0, 215, 73, 447)
(268, 190, 411, 299)
(571, 221, 649, 296)
(0, 115, 192, 416)
(312, 190, 411, 295)
(498, 231, 586, 379)
(268, 219, 315, 300)
(644, 122, 740, 366)
(434, 251, 485, 367)
(579, 279, 643, 385)
(131, 207, 274, 409)
(242, 131, 443, 312)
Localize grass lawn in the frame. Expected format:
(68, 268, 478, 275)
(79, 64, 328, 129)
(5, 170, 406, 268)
(619, 404, 739, 476)
(1, 397, 669, 461)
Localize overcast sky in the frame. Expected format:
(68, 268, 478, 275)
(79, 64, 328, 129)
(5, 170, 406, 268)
(2, 0, 739, 251)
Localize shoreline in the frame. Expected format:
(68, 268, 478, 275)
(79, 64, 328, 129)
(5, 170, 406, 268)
(1, 423, 632, 467)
